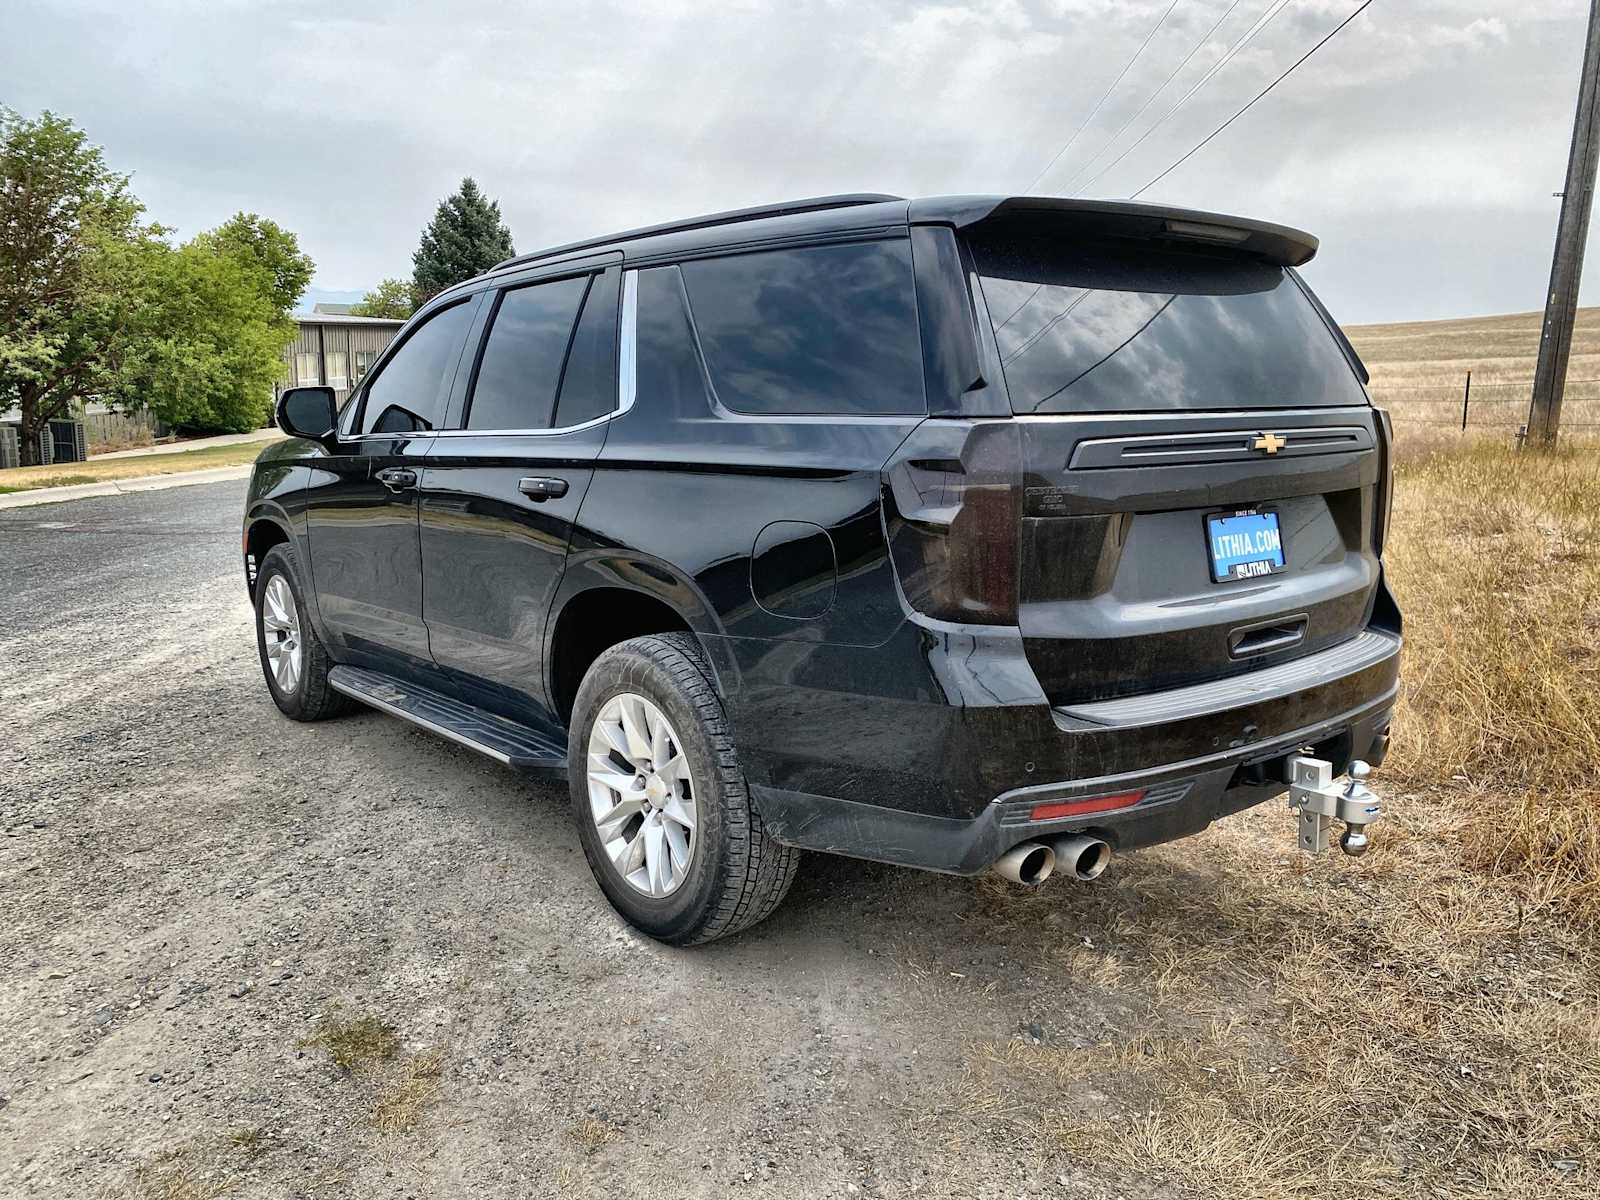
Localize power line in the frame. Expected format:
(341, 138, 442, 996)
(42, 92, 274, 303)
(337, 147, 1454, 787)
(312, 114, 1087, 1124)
(1130, 0, 1377, 198)
(1061, 0, 1248, 195)
(1026, 0, 1183, 193)
(1076, 0, 1297, 196)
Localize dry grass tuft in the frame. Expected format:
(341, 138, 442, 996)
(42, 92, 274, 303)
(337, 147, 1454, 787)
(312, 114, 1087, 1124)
(369, 1049, 446, 1135)
(299, 1005, 402, 1073)
(113, 1128, 272, 1200)
(568, 1116, 621, 1155)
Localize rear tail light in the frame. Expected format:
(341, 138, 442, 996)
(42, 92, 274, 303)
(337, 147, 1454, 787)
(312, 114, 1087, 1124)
(882, 420, 1022, 625)
(1030, 790, 1144, 822)
(1373, 407, 1394, 555)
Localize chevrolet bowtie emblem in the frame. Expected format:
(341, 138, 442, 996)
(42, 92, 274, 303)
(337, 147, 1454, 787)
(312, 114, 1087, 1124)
(1252, 432, 1287, 455)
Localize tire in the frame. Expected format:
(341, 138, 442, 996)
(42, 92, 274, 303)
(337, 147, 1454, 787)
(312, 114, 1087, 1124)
(568, 632, 800, 945)
(254, 543, 353, 722)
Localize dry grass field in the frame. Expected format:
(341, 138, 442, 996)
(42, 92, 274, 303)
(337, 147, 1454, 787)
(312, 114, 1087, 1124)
(1346, 306, 1600, 439)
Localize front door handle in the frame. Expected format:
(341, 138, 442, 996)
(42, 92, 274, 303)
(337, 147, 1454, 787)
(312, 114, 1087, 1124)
(376, 467, 418, 492)
(518, 476, 569, 502)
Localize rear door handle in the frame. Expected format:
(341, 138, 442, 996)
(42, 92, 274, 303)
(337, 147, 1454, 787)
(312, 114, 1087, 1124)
(518, 476, 569, 501)
(376, 467, 418, 491)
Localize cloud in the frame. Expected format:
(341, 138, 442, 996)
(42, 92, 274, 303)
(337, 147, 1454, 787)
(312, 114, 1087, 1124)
(0, 0, 1591, 321)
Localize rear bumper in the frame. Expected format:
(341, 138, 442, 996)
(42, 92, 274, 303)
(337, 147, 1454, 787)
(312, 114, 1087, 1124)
(742, 620, 1395, 876)
(751, 678, 1396, 874)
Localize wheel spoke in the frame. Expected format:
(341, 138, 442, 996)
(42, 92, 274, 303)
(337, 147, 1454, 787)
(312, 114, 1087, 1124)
(650, 715, 671, 768)
(663, 820, 690, 875)
(662, 793, 695, 831)
(618, 697, 652, 763)
(643, 818, 669, 896)
(587, 754, 642, 798)
(656, 753, 687, 783)
(596, 718, 632, 761)
(594, 796, 644, 840)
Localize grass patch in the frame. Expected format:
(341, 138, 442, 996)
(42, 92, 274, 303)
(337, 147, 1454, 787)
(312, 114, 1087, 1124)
(117, 1128, 271, 1200)
(369, 1049, 445, 1134)
(1384, 438, 1600, 924)
(568, 1116, 621, 1155)
(299, 1006, 401, 1073)
(0, 438, 279, 493)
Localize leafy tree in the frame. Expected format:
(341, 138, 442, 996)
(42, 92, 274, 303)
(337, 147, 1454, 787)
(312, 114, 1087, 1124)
(352, 277, 416, 320)
(194, 212, 313, 316)
(0, 108, 144, 464)
(119, 232, 298, 434)
(411, 177, 514, 302)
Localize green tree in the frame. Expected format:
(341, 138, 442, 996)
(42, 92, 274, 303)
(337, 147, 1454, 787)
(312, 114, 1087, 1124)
(0, 108, 145, 464)
(194, 212, 313, 315)
(352, 277, 416, 320)
(120, 231, 298, 434)
(411, 177, 514, 302)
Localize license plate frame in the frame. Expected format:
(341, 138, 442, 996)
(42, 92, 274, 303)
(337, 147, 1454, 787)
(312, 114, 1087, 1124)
(1205, 507, 1287, 583)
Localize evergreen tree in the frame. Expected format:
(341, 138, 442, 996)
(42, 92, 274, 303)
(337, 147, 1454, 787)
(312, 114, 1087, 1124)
(411, 178, 514, 302)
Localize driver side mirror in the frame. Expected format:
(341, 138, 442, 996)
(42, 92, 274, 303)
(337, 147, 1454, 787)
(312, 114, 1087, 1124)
(276, 386, 341, 450)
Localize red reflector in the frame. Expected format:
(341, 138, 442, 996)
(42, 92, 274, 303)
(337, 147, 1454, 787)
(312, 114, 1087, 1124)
(1030, 791, 1144, 822)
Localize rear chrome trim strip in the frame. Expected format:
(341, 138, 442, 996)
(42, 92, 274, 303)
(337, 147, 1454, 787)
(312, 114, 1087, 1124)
(1068, 424, 1375, 470)
(1055, 629, 1400, 730)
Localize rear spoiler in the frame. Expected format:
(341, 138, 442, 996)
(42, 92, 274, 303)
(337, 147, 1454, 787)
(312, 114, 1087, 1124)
(909, 195, 1318, 268)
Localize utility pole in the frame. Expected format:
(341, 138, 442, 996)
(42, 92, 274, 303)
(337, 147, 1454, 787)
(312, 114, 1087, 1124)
(1529, 0, 1600, 448)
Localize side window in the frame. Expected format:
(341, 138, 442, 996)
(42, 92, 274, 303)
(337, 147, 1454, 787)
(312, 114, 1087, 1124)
(678, 239, 925, 416)
(552, 266, 621, 428)
(635, 266, 714, 421)
(359, 301, 474, 435)
(466, 275, 590, 430)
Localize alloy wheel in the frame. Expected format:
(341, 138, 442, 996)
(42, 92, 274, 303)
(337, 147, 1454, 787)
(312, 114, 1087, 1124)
(261, 574, 303, 695)
(586, 692, 698, 897)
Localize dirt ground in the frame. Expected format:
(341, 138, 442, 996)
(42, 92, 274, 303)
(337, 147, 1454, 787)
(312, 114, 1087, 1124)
(2, 481, 1190, 1199)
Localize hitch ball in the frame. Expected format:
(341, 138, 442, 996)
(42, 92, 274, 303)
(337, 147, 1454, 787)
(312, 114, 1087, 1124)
(1287, 756, 1382, 857)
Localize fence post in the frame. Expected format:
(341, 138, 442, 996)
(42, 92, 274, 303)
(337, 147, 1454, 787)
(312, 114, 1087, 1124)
(1461, 370, 1471, 431)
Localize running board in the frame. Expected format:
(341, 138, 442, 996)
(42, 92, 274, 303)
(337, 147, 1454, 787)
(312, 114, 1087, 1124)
(328, 665, 568, 772)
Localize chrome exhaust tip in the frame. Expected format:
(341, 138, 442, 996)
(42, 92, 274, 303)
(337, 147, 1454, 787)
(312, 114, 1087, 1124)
(1051, 835, 1111, 881)
(993, 840, 1056, 886)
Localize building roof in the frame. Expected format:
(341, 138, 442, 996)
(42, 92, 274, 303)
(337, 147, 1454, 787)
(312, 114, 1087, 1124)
(290, 311, 405, 327)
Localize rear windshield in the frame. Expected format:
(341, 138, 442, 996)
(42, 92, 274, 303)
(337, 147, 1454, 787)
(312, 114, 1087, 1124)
(971, 234, 1365, 414)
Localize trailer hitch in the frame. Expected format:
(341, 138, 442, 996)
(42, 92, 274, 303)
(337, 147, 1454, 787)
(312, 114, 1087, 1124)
(1286, 756, 1381, 857)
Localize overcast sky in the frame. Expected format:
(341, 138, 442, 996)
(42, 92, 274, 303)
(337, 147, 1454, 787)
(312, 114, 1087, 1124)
(3, 0, 1590, 324)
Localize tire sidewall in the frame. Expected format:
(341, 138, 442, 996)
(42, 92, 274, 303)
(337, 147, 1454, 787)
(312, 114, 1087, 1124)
(568, 642, 733, 942)
(255, 546, 310, 718)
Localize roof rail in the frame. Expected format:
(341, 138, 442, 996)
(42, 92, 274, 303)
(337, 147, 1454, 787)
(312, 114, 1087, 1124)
(488, 193, 905, 274)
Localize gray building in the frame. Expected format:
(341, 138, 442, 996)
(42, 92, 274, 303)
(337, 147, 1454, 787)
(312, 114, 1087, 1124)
(281, 312, 405, 406)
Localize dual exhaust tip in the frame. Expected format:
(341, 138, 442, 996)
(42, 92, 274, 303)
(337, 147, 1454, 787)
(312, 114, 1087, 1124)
(993, 834, 1111, 886)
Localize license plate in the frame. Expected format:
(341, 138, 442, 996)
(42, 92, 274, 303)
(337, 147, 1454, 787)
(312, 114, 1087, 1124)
(1206, 508, 1286, 582)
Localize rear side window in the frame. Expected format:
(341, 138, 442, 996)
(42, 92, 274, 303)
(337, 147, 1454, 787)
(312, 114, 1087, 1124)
(553, 267, 621, 428)
(467, 275, 589, 429)
(679, 240, 925, 416)
(972, 234, 1366, 414)
(360, 300, 474, 434)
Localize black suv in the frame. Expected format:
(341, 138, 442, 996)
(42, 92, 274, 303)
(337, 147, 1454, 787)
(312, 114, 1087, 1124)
(245, 194, 1399, 944)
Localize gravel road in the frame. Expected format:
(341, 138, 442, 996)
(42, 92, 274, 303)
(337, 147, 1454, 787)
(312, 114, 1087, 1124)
(1, 481, 1175, 1200)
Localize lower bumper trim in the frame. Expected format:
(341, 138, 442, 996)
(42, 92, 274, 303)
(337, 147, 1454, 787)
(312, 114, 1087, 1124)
(752, 687, 1395, 875)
